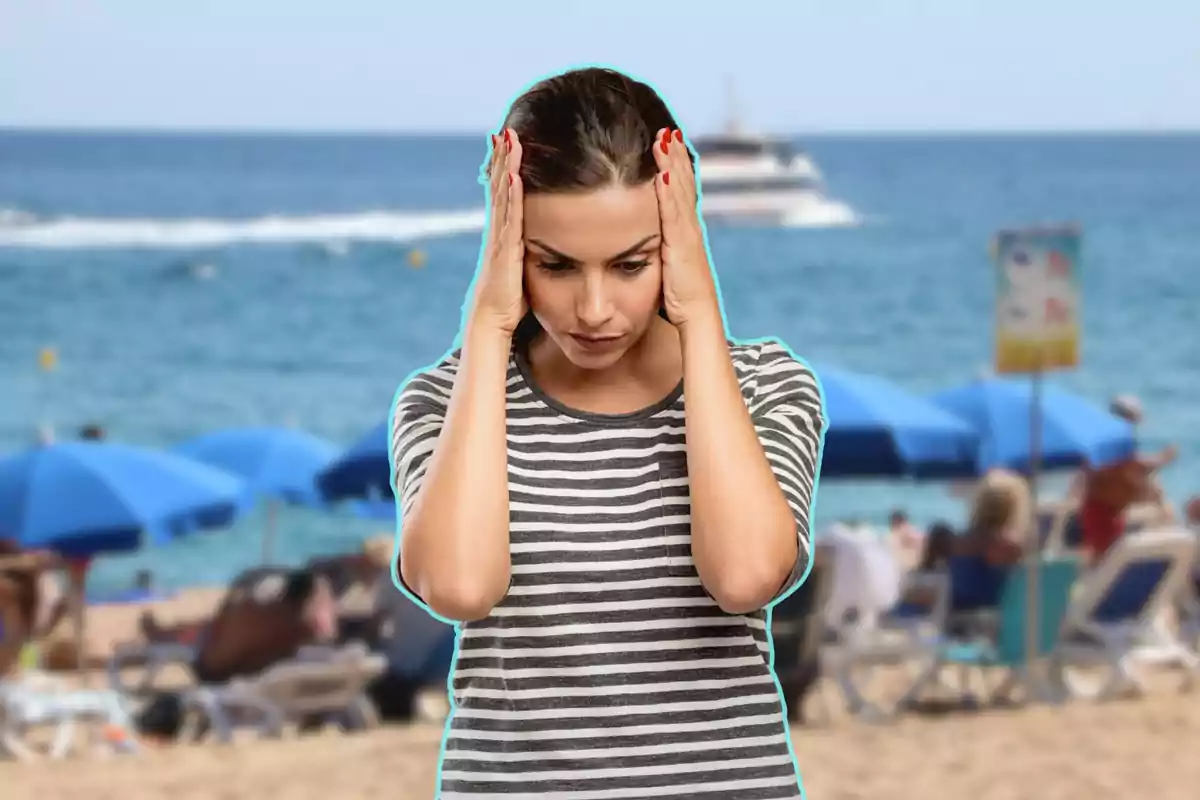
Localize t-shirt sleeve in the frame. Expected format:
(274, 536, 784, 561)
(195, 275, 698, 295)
(748, 340, 827, 605)
(390, 394, 446, 523)
(388, 367, 452, 601)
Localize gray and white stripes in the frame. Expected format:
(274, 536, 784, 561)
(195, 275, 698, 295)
(390, 339, 825, 799)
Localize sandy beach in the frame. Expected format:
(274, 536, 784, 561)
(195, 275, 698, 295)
(3, 588, 1200, 799)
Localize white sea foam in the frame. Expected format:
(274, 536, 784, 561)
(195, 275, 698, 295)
(0, 198, 862, 250)
(0, 209, 487, 249)
(780, 197, 863, 228)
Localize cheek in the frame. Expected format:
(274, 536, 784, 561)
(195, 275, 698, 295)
(523, 267, 568, 323)
(620, 265, 664, 318)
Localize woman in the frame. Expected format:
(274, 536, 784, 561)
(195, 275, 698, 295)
(917, 521, 959, 574)
(390, 67, 825, 798)
(947, 469, 1029, 619)
(0, 542, 70, 674)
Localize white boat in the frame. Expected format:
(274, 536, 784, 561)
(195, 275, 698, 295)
(693, 81, 848, 226)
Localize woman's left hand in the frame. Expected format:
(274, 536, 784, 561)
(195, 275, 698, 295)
(653, 128, 720, 328)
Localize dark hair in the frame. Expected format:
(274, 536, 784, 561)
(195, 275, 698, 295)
(888, 509, 908, 526)
(495, 66, 688, 345)
(919, 521, 958, 572)
(500, 66, 692, 193)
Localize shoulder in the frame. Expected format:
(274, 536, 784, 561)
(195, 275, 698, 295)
(392, 350, 462, 414)
(730, 338, 823, 409)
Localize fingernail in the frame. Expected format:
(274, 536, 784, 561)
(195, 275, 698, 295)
(663, 171, 670, 185)
(661, 136, 669, 155)
(504, 129, 511, 151)
(673, 129, 683, 143)
(508, 173, 513, 185)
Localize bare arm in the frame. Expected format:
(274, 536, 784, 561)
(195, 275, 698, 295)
(681, 323, 827, 615)
(394, 329, 514, 623)
(393, 130, 527, 624)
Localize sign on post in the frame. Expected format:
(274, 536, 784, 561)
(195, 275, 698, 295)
(993, 226, 1081, 375)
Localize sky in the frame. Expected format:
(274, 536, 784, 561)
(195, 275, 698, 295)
(2, 1, 1198, 134)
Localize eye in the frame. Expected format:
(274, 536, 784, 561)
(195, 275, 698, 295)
(614, 259, 650, 275)
(536, 260, 574, 274)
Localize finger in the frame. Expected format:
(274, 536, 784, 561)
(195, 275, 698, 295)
(654, 163, 680, 235)
(485, 132, 502, 184)
(502, 129, 524, 241)
(506, 128, 524, 184)
(671, 128, 698, 206)
(502, 170, 525, 262)
(651, 127, 671, 176)
(493, 131, 512, 242)
(487, 134, 508, 245)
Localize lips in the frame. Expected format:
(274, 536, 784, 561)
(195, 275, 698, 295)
(570, 333, 625, 349)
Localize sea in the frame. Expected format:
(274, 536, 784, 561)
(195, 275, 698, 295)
(2, 130, 1198, 593)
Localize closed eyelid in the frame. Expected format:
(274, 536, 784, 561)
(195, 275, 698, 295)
(527, 235, 660, 265)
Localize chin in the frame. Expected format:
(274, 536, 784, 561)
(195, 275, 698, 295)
(562, 342, 631, 371)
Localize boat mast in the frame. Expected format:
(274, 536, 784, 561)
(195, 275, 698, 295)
(724, 75, 744, 136)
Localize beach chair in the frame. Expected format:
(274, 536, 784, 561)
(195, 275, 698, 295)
(892, 555, 1081, 713)
(181, 642, 386, 744)
(821, 569, 952, 720)
(107, 640, 199, 696)
(1054, 527, 1200, 700)
(0, 670, 138, 761)
(1179, 581, 1200, 655)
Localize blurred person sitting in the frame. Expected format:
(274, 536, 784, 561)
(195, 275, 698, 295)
(820, 519, 902, 629)
(0, 541, 72, 674)
(905, 470, 1029, 635)
(918, 521, 959, 573)
(887, 508, 925, 555)
(949, 470, 1028, 615)
(1071, 394, 1177, 565)
(889, 521, 959, 618)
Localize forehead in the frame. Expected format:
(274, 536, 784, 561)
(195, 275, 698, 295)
(523, 182, 659, 259)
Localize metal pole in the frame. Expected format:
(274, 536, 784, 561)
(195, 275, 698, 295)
(263, 499, 277, 564)
(1024, 367, 1044, 694)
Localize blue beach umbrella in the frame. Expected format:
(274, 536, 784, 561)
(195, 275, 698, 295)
(173, 426, 341, 561)
(316, 421, 391, 503)
(927, 376, 1136, 473)
(0, 441, 245, 559)
(173, 426, 339, 508)
(813, 364, 981, 479)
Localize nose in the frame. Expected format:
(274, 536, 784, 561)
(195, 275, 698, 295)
(575, 272, 615, 331)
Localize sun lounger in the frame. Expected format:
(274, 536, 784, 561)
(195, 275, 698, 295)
(181, 643, 386, 744)
(1054, 527, 1200, 700)
(107, 640, 199, 696)
(821, 569, 952, 720)
(1, 670, 138, 761)
(919, 555, 1080, 709)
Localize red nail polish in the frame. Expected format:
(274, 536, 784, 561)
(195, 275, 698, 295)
(663, 171, 670, 185)
(673, 129, 683, 143)
(661, 137, 669, 155)
(508, 173, 513, 185)
(504, 129, 511, 152)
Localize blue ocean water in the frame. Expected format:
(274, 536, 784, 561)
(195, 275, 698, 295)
(2, 131, 1198, 592)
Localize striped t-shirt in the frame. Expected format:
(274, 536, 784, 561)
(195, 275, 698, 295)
(390, 337, 826, 799)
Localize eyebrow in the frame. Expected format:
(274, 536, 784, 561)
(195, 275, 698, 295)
(527, 234, 660, 264)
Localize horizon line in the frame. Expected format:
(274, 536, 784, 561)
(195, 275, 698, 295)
(2, 123, 1198, 139)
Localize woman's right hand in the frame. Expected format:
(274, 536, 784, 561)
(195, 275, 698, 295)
(468, 128, 526, 336)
